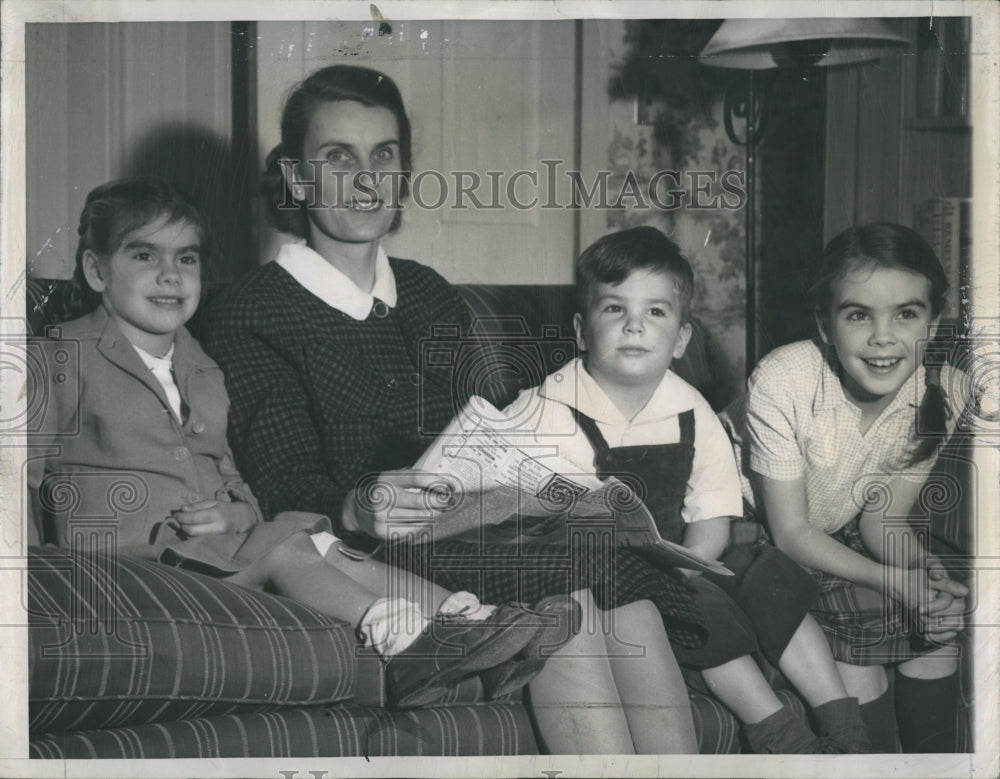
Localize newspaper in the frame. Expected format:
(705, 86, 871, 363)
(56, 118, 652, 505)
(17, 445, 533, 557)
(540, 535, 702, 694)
(415, 398, 733, 576)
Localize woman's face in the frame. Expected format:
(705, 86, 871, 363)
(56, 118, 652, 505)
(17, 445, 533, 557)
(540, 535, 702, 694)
(287, 100, 403, 247)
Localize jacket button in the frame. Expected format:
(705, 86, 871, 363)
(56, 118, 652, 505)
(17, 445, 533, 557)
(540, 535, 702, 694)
(408, 373, 422, 386)
(191, 420, 206, 434)
(384, 376, 397, 389)
(372, 300, 390, 319)
(173, 447, 190, 461)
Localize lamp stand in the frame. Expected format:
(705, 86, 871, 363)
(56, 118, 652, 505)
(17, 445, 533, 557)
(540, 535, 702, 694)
(724, 72, 768, 375)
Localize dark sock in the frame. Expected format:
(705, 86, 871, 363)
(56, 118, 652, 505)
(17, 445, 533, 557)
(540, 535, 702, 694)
(812, 696, 872, 753)
(743, 705, 822, 754)
(860, 688, 899, 753)
(895, 672, 961, 753)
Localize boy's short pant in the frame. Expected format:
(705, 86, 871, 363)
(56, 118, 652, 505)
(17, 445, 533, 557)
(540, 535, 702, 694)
(672, 544, 820, 670)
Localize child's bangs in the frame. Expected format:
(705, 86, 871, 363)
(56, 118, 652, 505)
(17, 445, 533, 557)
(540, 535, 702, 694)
(109, 203, 208, 257)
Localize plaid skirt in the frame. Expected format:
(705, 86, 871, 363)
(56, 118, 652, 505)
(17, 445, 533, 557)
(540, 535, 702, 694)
(408, 534, 709, 650)
(810, 517, 953, 665)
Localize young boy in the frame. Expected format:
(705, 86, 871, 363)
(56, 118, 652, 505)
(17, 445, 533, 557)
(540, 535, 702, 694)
(504, 226, 871, 753)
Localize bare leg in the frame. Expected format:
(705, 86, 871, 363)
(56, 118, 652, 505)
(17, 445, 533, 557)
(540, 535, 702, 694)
(777, 614, 850, 707)
(836, 661, 888, 703)
(897, 646, 959, 679)
(323, 540, 453, 616)
(604, 600, 698, 754)
(227, 531, 378, 626)
(528, 589, 636, 754)
(701, 656, 784, 724)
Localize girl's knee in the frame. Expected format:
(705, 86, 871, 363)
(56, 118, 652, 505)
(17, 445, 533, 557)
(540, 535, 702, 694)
(836, 661, 888, 702)
(266, 530, 321, 568)
(898, 648, 960, 680)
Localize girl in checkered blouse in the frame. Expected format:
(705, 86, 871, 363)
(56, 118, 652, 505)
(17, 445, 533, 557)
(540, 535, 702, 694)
(203, 64, 701, 754)
(734, 223, 971, 752)
(29, 177, 582, 711)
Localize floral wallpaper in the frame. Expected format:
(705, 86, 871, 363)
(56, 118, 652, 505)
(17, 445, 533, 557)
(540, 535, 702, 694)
(601, 20, 748, 407)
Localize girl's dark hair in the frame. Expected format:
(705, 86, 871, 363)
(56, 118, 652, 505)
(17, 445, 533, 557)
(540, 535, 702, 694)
(808, 222, 950, 465)
(261, 65, 412, 238)
(72, 178, 210, 313)
(575, 226, 695, 322)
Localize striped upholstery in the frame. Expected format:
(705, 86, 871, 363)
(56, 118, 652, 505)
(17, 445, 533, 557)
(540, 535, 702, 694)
(29, 547, 358, 733)
(29, 701, 538, 758)
(688, 687, 805, 754)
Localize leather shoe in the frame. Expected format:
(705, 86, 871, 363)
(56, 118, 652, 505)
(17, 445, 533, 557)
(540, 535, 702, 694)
(479, 594, 583, 700)
(387, 602, 549, 708)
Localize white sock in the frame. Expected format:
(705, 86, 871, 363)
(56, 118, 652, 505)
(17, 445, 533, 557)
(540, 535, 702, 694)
(358, 597, 430, 658)
(437, 591, 497, 621)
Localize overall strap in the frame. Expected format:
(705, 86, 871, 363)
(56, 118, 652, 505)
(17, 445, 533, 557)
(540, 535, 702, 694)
(570, 407, 611, 457)
(678, 409, 695, 444)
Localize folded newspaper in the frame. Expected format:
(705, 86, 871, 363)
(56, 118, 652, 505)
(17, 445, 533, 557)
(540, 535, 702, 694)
(414, 397, 732, 576)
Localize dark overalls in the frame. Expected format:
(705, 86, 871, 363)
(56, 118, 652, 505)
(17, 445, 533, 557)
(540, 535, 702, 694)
(571, 407, 819, 669)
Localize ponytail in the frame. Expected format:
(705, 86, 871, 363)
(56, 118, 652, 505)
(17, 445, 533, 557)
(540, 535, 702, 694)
(910, 360, 951, 467)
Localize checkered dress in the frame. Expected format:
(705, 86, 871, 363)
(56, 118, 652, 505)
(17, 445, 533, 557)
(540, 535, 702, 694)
(202, 257, 468, 545)
(730, 340, 967, 664)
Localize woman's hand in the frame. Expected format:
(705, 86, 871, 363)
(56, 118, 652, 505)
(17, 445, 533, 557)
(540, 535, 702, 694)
(342, 469, 455, 540)
(172, 499, 258, 537)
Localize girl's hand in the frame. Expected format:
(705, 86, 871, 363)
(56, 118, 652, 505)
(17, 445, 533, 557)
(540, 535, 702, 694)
(172, 499, 257, 537)
(888, 565, 968, 633)
(921, 594, 966, 643)
(342, 470, 454, 540)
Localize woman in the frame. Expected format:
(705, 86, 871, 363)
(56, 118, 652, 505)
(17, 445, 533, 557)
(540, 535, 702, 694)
(203, 64, 697, 753)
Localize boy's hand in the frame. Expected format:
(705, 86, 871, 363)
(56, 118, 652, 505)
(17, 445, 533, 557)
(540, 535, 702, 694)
(172, 499, 257, 537)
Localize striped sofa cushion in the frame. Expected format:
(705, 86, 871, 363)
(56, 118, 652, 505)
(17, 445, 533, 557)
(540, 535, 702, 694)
(29, 701, 538, 758)
(29, 547, 358, 734)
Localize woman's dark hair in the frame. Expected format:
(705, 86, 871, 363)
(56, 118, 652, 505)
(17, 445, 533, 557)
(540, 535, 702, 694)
(72, 178, 209, 313)
(575, 226, 695, 322)
(808, 222, 950, 465)
(261, 65, 413, 238)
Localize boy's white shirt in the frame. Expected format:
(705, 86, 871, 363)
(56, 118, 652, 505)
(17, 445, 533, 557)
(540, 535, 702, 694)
(274, 240, 397, 319)
(131, 342, 183, 423)
(505, 357, 743, 524)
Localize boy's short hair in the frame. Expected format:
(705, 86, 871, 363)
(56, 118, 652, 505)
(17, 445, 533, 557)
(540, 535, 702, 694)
(575, 226, 695, 321)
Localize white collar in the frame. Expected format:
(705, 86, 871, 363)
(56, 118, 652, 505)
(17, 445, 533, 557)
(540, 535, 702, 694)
(539, 357, 705, 425)
(275, 240, 397, 320)
(132, 342, 175, 366)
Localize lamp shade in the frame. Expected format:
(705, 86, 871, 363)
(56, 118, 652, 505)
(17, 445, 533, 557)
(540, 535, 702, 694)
(699, 18, 910, 69)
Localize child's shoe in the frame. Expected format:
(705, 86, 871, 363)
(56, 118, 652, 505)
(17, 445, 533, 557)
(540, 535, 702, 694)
(811, 696, 873, 753)
(479, 594, 583, 699)
(361, 595, 547, 708)
(743, 704, 825, 753)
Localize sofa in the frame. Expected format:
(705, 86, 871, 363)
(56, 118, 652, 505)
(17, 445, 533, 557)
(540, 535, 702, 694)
(23, 276, 973, 758)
